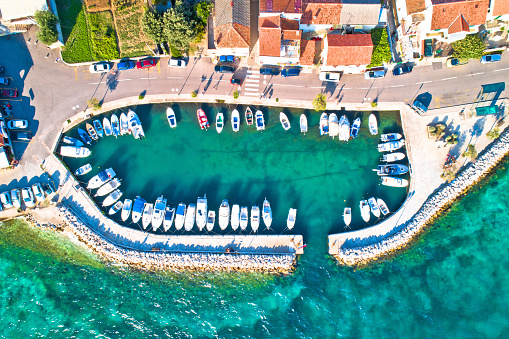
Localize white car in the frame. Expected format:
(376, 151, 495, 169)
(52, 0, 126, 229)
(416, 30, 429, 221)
(7, 119, 28, 129)
(0, 191, 13, 208)
(22, 187, 35, 208)
(11, 188, 21, 208)
(168, 58, 187, 68)
(89, 62, 111, 73)
(31, 183, 45, 202)
(319, 72, 340, 82)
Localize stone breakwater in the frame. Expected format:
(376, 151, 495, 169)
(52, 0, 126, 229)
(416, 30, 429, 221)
(335, 129, 509, 266)
(53, 206, 296, 274)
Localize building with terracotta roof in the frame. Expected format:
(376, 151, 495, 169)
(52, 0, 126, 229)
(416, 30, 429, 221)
(259, 15, 302, 64)
(487, 0, 509, 21)
(213, 0, 251, 56)
(321, 33, 373, 73)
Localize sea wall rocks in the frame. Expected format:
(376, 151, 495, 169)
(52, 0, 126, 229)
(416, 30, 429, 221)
(336, 128, 509, 266)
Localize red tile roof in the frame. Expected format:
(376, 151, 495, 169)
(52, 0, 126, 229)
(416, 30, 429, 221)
(406, 0, 426, 14)
(281, 17, 301, 40)
(299, 39, 316, 65)
(259, 16, 282, 57)
(326, 34, 373, 66)
(215, 23, 250, 49)
(430, 0, 489, 30)
(493, 0, 509, 16)
(301, 3, 343, 25)
(448, 14, 470, 34)
(260, 0, 299, 13)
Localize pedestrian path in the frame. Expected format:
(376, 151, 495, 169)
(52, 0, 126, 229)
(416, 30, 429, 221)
(243, 70, 261, 97)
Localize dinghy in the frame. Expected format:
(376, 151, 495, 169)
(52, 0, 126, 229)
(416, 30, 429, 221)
(166, 107, 177, 128)
(255, 110, 265, 131)
(108, 201, 123, 215)
(197, 109, 210, 130)
(93, 119, 104, 138)
(121, 199, 132, 222)
(381, 177, 409, 187)
(111, 114, 120, 137)
(280, 112, 291, 130)
(231, 109, 240, 132)
(245, 107, 254, 125)
(216, 112, 224, 133)
(103, 117, 112, 136)
(75, 163, 92, 176)
(319, 113, 329, 135)
(300, 114, 308, 134)
(287, 208, 297, 230)
(343, 207, 351, 227)
(369, 114, 378, 135)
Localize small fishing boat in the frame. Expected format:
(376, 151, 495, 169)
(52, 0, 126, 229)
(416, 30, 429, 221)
(93, 119, 104, 138)
(382, 152, 406, 162)
(166, 107, 177, 128)
(94, 177, 121, 197)
(369, 114, 378, 135)
(263, 198, 272, 229)
(350, 117, 361, 138)
(328, 113, 339, 139)
(319, 113, 329, 136)
(375, 164, 409, 176)
(343, 207, 351, 227)
(128, 109, 145, 139)
(255, 110, 265, 131)
(287, 208, 297, 230)
(239, 206, 248, 230)
(85, 123, 98, 140)
(381, 176, 409, 187)
(108, 201, 123, 215)
(75, 163, 92, 176)
(77, 128, 92, 145)
(87, 168, 116, 190)
(216, 112, 224, 133)
(245, 107, 254, 125)
(300, 114, 308, 134)
(251, 206, 260, 232)
(121, 199, 132, 222)
(218, 199, 230, 230)
(280, 112, 291, 130)
(381, 133, 402, 142)
(63, 136, 83, 147)
(377, 139, 405, 152)
(119, 113, 129, 135)
(196, 195, 208, 231)
(377, 198, 390, 216)
(142, 203, 154, 229)
(163, 207, 175, 231)
(102, 189, 122, 207)
(174, 203, 186, 230)
(197, 109, 210, 130)
(368, 197, 381, 218)
(206, 210, 215, 231)
(111, 114, 120, 137)
(184, 203, 196, 231)
(103, 117, 112, 136)
(360, 200, 370, 223)
(231, 109, 240, 132)
(338, 115, 350, 141)
(60, 146, 91, 158)
(231, 204, 240, 230)
(152, 196, 167, 231)
(131, 196, 146, 223)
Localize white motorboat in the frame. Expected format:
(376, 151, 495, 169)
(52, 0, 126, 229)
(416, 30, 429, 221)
(163, 207, 175, 231)
(60, 146, 91, 158)
(377, 198, 390, 216)
(251, 206, 260, 232)
(216, 112, 224, 133)
(121, 199, 132, 222)
(119, 113, 129, 135)
(196, 195, 208, 231)
(231, 204, 240, 230)
(87, 168, 116, 190)
(381, 176, 409, 187)
(142, 203, 154, 229)
(231, 109, 240, 132)
(319, 113, 329, 136)
(338, 115, 350, 141)
(152, 196, 167, 231)
(103, 117, 112, 136)
(93, 119, 104, 138)
(255, 110, 265, 131)
(75, 163, 92, 176)
(368, 197, 381, 218)
(111, 114, 120, 137)
(218, 200, 230, 230)
(166, 107, 177, 128)
(206, 210, 215, 231)
(382, 152, 406, 162)
(174, 203, 186, 230)
(329, 113, 339, 139)
(369, 114, 378, 135)
(262, 198, 272, 229)
(280, 112, 291, 130)
(287, 208, 297, 230)
(343, 207, 351, 227)
(381, 133, 402, 142)
(131, 196, 146, 223)
(63, 136, 84, 147)
(102, 189, 122, 207)
(239, 206, 248, 230)
(94, 178, 121, 197)
(184, 203, 196, 231)
(108, 201, 123, 215)
(360, 200, 370, 223)
(378, 139, 405, 152)
(375, 164, 409, 176)
(300, 114, 308, 134)
(350, 117, 361, 138)
(128, 109, 145, 139)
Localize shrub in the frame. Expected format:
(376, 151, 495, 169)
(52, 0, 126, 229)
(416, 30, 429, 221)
(313, 93, 327, 111)
(452, 34, 486, 60)
(142, 10, 164, 44)
(440, 170, 456, 182)
(462, 144, 478, 159)
(486, 127, 500, 140)
(191, 91, 197, 97)
(195, 1, 213, 25)
(139, 93, 145, 100)
(371, 101, 378, 108)
(34, 10, 59, 45)
(233, 90, 239, 99)
(87, 97, 102, 110)
(88, 11, 120, 60)
(367, 28, 391, 68)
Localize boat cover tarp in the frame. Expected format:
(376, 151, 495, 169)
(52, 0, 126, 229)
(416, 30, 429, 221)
(476, 105, 498, 116)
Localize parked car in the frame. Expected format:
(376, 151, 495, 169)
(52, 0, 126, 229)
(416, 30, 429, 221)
(412, 99, 428, 115)
(480, 54, 502, 64)
(11, 131, 32, 142)
(230, 77, 242, 85)
(89, 62, 111, 73)
(446, 58, 465, 67)
(319, 72, 340, 82)
(392, 66, 412, 76)
(21, 187, 35, 208)
(214, 65, 235, 73)
(219, 55, 236, 63)
(0, 191, 12, 208)
(7, 119, 28, 129)
(168, 58, 187, 68)
(260, 66, 280, 76)
(31, 183, 45, 202)
(42, 183, 55, 196)
(117, 60, 135, 70)
(0, 77, 8, 85)
(281, 67, 300, 77)
(364, 69, 386, 79)
(136, 58, 157, 69)
(1, 89, 18, 98)
(11, 188, 21, 208)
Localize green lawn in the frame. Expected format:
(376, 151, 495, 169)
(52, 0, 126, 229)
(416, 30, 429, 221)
(60, 9, 93, 63)
(54, 0, 82, 42)
(88, 11, 120, 60)
(367, 28, 392, 68)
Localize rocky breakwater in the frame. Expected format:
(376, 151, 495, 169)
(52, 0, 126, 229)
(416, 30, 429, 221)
(336, 128, 509, 267)
(55, 206, 297, 274)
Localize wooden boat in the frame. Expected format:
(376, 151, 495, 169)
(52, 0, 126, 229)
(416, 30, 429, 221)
(206, 210, 215, 231)
(280, 112, 291, 130)
(319, 113, 328, 135)
(93, 119, 104, 138)
(377, 198, 390, 216)
(245, 107, 254, 125)
(85, 123, 98, 140)
(343, 207, 351, 227)
(108, 201, 123, 215)
(110, 114, 120, 137)
(255, 110, 265, 131)
(121, 199, 132, 222)
(287, 208, 297, 229)
(231, 109, 240, 132)
(103, 117, 112, 136)
(60, 146, 91, 158)
(216, 112, 224, 133)
(75, 163, 92, 176)
(63, 136, 83, 147)
(166, 107, 177, 128)
(300, 114, 308, 134)
(381, 176, 409, 187)
(197, 109, 209, 130)
(369, 114, 378, 135)
(77, 128, 92, 144)
(382, 152, 406, 162)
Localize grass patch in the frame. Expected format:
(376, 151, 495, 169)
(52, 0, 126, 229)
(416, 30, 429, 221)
(113, 0, 152, 57)
(88, 11, 120, 60)
(54, 0, 82, 42)
(367, 28, 392, 68)
(61, 8, 94, 63)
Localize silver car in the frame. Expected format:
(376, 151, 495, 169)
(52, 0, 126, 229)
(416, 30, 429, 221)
(7, 119, 28, 129)
(364, 69, 385, 79)
(168, 58, 187, 68)
(0, 191, 12, 208)
(10, 188, 21, 208)
(22, 187, 35, 208)
(89, 62, 111, 73)
(31, 183, 45, 202)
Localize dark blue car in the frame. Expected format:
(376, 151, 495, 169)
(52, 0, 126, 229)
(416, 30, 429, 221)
(281, 67, 300, 77)
(260, 66, 280, 75)
(117, 60, 135, 70)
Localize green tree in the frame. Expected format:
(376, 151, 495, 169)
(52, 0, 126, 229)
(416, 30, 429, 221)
(87, 97, 101, 110)
(486, 127, 500, 140)
(163, 1, 198, 54)
(462, 144, 478, 160)
(313, 93, 327, 111)
(195, 1, 213, 25)
(452, 34, 486, 60)
(142, 10, 164, 44)
(34, 10, 59, 45)
(367, 28, 391, 68)
(440, 170, 456, 182)
(233, 90, 239, 99)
